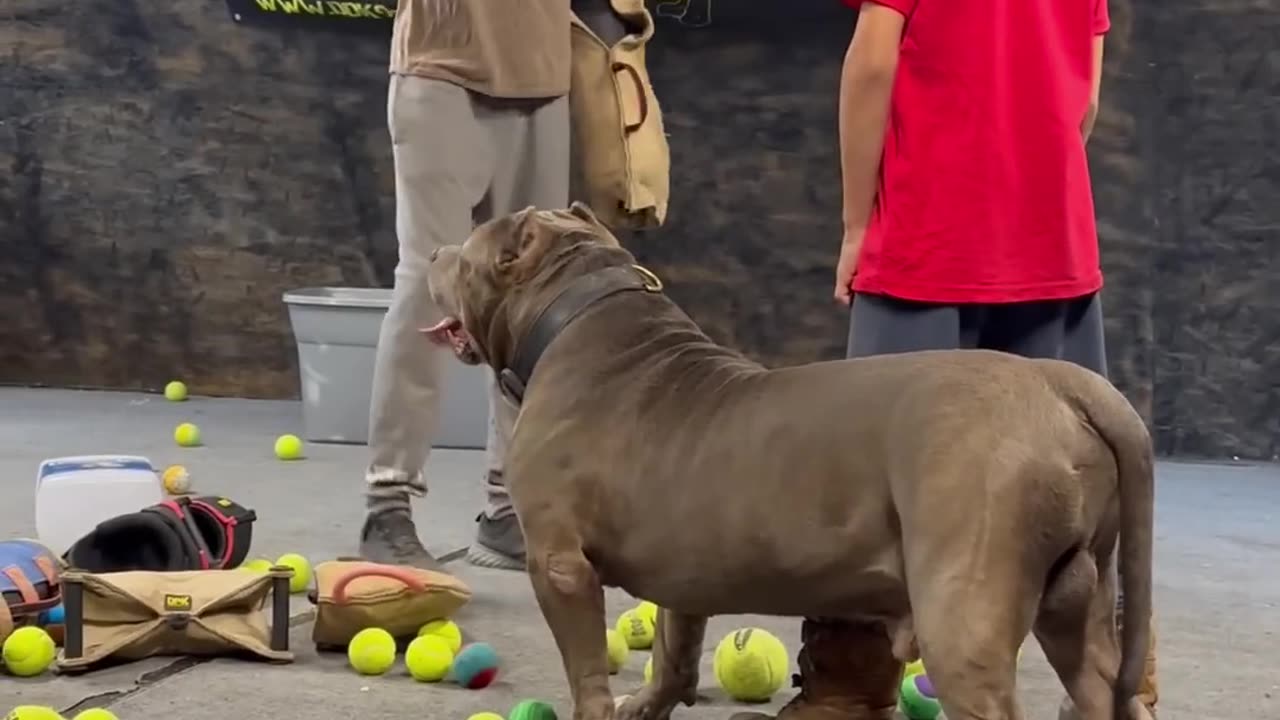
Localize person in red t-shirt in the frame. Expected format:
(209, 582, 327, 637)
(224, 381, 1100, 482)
(812, 1, 1155, 719)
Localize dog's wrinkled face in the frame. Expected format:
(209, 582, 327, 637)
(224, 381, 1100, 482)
(423, 202, 625, 368)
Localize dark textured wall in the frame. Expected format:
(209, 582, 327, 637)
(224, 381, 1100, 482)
(1, 0, 1276, 460)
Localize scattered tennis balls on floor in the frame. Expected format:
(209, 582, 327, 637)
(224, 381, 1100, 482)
(274, 434, 304, 460)
(160, 465, 191, 495)
(5, 707, 65, 720)
(417, 618, 463, 654)
(163, 380, 188, 402)
(605, 628, 628, 674)
(451, 642, 499, 688)
(348, 627, 397, 675)
(508, 700, 557, 720)
(274, 553, 312, 593)
(713, 628, 789, 702)
(899, 673, 942, 720)
(2, 626, 57, 677)
(173, 422, 201, 447)
(405, 635, 454, 682)
(615, 608, 654, 650)
(72, 710, 119, 720)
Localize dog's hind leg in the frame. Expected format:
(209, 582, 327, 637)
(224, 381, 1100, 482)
(907, 556, 1032, 720)
(1034, 549, 1153, 720)
(527, 545, 616, 720)
(616, 610, 707, 720)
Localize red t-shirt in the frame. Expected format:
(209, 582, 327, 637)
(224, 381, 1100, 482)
(844, 0, 1111, 304)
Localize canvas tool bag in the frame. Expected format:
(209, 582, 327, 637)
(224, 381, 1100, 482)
(309, 560, 472, 649)
(56, 567, 293, 673)
(0, 539, 63, 643)
(571, 0, 670, 230)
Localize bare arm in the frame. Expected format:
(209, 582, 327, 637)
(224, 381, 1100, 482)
(838, 5, 906, 234)
(1081, 35, 1105, 143)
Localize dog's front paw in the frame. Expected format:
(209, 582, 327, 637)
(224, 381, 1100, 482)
(615, 686, 678, 720)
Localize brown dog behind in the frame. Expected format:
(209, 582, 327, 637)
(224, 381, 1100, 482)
(424, 204, 1154, 720)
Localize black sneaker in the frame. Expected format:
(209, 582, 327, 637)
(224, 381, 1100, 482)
(358, 509, 441, 571)
(466, 513, 526, 570)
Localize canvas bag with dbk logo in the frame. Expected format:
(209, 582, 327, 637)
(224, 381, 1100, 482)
(571, 0, 671, 230)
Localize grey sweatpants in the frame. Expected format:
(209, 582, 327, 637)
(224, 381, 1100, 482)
(365, 74, 571, 518)
(846, 292, 1109, 378)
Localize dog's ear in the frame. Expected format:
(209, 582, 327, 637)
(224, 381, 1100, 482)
(567, 201, 622, 248)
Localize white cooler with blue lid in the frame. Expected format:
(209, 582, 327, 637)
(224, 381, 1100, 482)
(34, 455, 164, 557)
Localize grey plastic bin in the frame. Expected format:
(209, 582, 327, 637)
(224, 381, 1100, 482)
(283, 287, 490, 449)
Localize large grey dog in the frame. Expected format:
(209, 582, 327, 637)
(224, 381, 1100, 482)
(423, 203, 1154, 720)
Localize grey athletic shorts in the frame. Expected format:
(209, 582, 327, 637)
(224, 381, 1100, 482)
(846, 292, 1108, 378)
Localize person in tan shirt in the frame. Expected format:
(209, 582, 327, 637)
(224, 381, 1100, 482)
(362, 0, 623, 571)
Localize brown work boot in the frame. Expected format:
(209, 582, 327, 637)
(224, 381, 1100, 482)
(731, 619, 901, 720)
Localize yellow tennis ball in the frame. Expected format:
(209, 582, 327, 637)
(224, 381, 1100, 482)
(615, 609, 655, 650)
(347, 627, 397, 675)
(605, 629, 629, 674)
(174, 422, 201, 447)
(241, 557, 273, 573)
(643, 655, 654, 684)
(274, 553, 312, 593)
(5, 707, 65, 720)
(904, 658, 926, 678)
(635, 600, 659, 626)
(405, 635, 454, 682)
(466, 714, 505, 720)
(164, 380, 188, 401)
(417, 619, 463, 655)
(161, 465, 191, 494)
(2, 626, 57, 677)
(274, 434, 304, 460)
(713, 628, 789, 702)
(72, 710, 119, 720)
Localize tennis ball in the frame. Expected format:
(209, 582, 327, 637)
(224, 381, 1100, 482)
(417, 618, 463, 654)
(713, 628, 789, 702)
(405, 635, 454, 682)
(452, 642, 499, 689)
(643, 655, 653, 684)
(347, 627, 397, 675)
(164, 380, 188, 401)
(605, 629, 628, 674)
(615, 609, 654, 650)
(72, 710, 119, 720)
(508, 700, 557, 720)
(899, 673, 942, 720)
(2, 626, 57, 677)
(174, 422, 201, 447)
(635, 600, 659, 625)
(274, 553, 312, 593)
(904, 658, 926, 678)
(5, 707, 65, 720)
(241, 558, 273, 573)
(466, 714, 505, 720)
(274, 434, 304, 460)
(161, 465, 191, 494)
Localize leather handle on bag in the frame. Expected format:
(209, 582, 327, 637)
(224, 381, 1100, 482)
(611, 62, 649, 134)
(331, 565, 429, 604)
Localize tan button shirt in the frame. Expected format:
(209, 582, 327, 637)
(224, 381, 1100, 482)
(390, 0, 572, 99)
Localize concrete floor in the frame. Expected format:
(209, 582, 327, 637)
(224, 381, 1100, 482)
(1, 387, 1277, 719)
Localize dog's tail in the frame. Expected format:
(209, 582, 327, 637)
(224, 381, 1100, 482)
(1050, 363, 1154, 719)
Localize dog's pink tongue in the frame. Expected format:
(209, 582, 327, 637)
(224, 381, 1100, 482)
(421, 318, 459, 345)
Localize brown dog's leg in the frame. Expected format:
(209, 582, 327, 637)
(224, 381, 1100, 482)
(616, 609, 707, 720)
(527, 547, 616, 720)
(1035, 551, 1154, 720)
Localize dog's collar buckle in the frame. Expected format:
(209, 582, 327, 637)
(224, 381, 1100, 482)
(497, 368, 528, 404)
